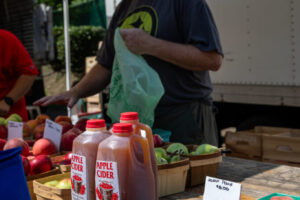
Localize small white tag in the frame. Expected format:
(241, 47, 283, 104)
(140, 130, 147, 138)
(7, 121, 23, 140)
(203, 176, 241, 200)
(43, 119, 62, 151)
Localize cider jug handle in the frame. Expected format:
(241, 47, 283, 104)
(130, 135, 151, 166)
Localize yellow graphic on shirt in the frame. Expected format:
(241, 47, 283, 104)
(120, 6, 158, 36)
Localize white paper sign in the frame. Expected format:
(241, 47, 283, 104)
(8, 121, 24, 140)
(203, 176, 241, 200)
(43, 119, 62, 151)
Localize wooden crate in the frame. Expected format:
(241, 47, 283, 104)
(158, 159, 190, 197)
(225, 126, 289, 159)
(186, 146, 222, 187)
(26, 168, 61, 200)
(86, 102, 101, 113)
(33, 173, 71, 200)
(263, 131, 300, 164)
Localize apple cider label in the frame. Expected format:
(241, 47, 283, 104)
(71, 154, 87, 200)
(95, 161, 120, 200)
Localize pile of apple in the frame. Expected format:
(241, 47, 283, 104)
(25, 114, 87, 151)
(0, 137, 53, 176)
(155, 143, 219, 165)
(0, 114, 88, 176)
(44, 177, 72, 189)
(155, 147, 183, 165)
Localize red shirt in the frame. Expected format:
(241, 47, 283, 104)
(0, 30, 39, 121)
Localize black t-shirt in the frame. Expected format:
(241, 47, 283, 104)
(96, 0, 223, 116)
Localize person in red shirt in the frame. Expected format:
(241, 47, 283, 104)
(0, 29, 39, 121)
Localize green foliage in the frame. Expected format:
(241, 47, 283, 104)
(35, 0, 91, 10)
(51, 26, 106, 78)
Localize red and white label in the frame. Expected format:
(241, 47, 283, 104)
(95, 161, 120, 200)
(71, 154, 87, 200)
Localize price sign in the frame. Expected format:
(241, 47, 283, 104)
(203, 176, 241, 200)
(7, 121, 23, 140)
(43, 119, 62, 151)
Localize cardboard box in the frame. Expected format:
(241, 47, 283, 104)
(263, 131, 300, 163)
(225, 126, 289, 159)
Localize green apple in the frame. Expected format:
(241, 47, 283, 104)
(154, 148, 168, 160)
(190, 151, 197, 156)
(44, 180, 59, 187)
(166, 143, 189, 156)
(170, 155, 181, 163)
(156, 156, 168, 165)
(56, 178, 71, 189)
(196, 144, 219, 155)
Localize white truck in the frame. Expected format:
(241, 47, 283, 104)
(207, 0, 300, 130)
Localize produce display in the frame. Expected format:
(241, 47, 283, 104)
(0, 113, 89, 178)
(1, 112, 299, 200)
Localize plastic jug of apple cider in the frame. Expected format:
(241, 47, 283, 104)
(95, 123, 155, 200)
(71, 119, 111, 200)
(120, 112, 158, 199)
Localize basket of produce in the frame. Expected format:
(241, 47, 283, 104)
(186, 144, 222, 186)
(33, 172, 71, 200)
(163, 143, 222, 187)
(155, 147, 190, 197)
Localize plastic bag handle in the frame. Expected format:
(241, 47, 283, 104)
(130, 135, 151, 166)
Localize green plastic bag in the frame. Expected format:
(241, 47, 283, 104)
(107, 28, 165, 127)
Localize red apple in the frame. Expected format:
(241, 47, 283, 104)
(0, 139, 6, 150)
(55, 115, 72, 124)
(21, 156, 30, 176)
(33, 138, 57, 156)
(36, 114, 50, 124)
(153, 134, 163, 147)
(4, 138, 30, 156)
(64, 152, 72, 161)
(34, 123, 45, 139)
(30, 155, 52, 175)
(0, 125, 8, 139)
(74, 118, 88, 132)
(58, 121, 73, 134)
(60, 131, 78, 151)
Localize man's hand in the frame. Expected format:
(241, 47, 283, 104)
(119, 28, 154, 55)
(0, 100, 10, 117)
(33, 91, 79, 108)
